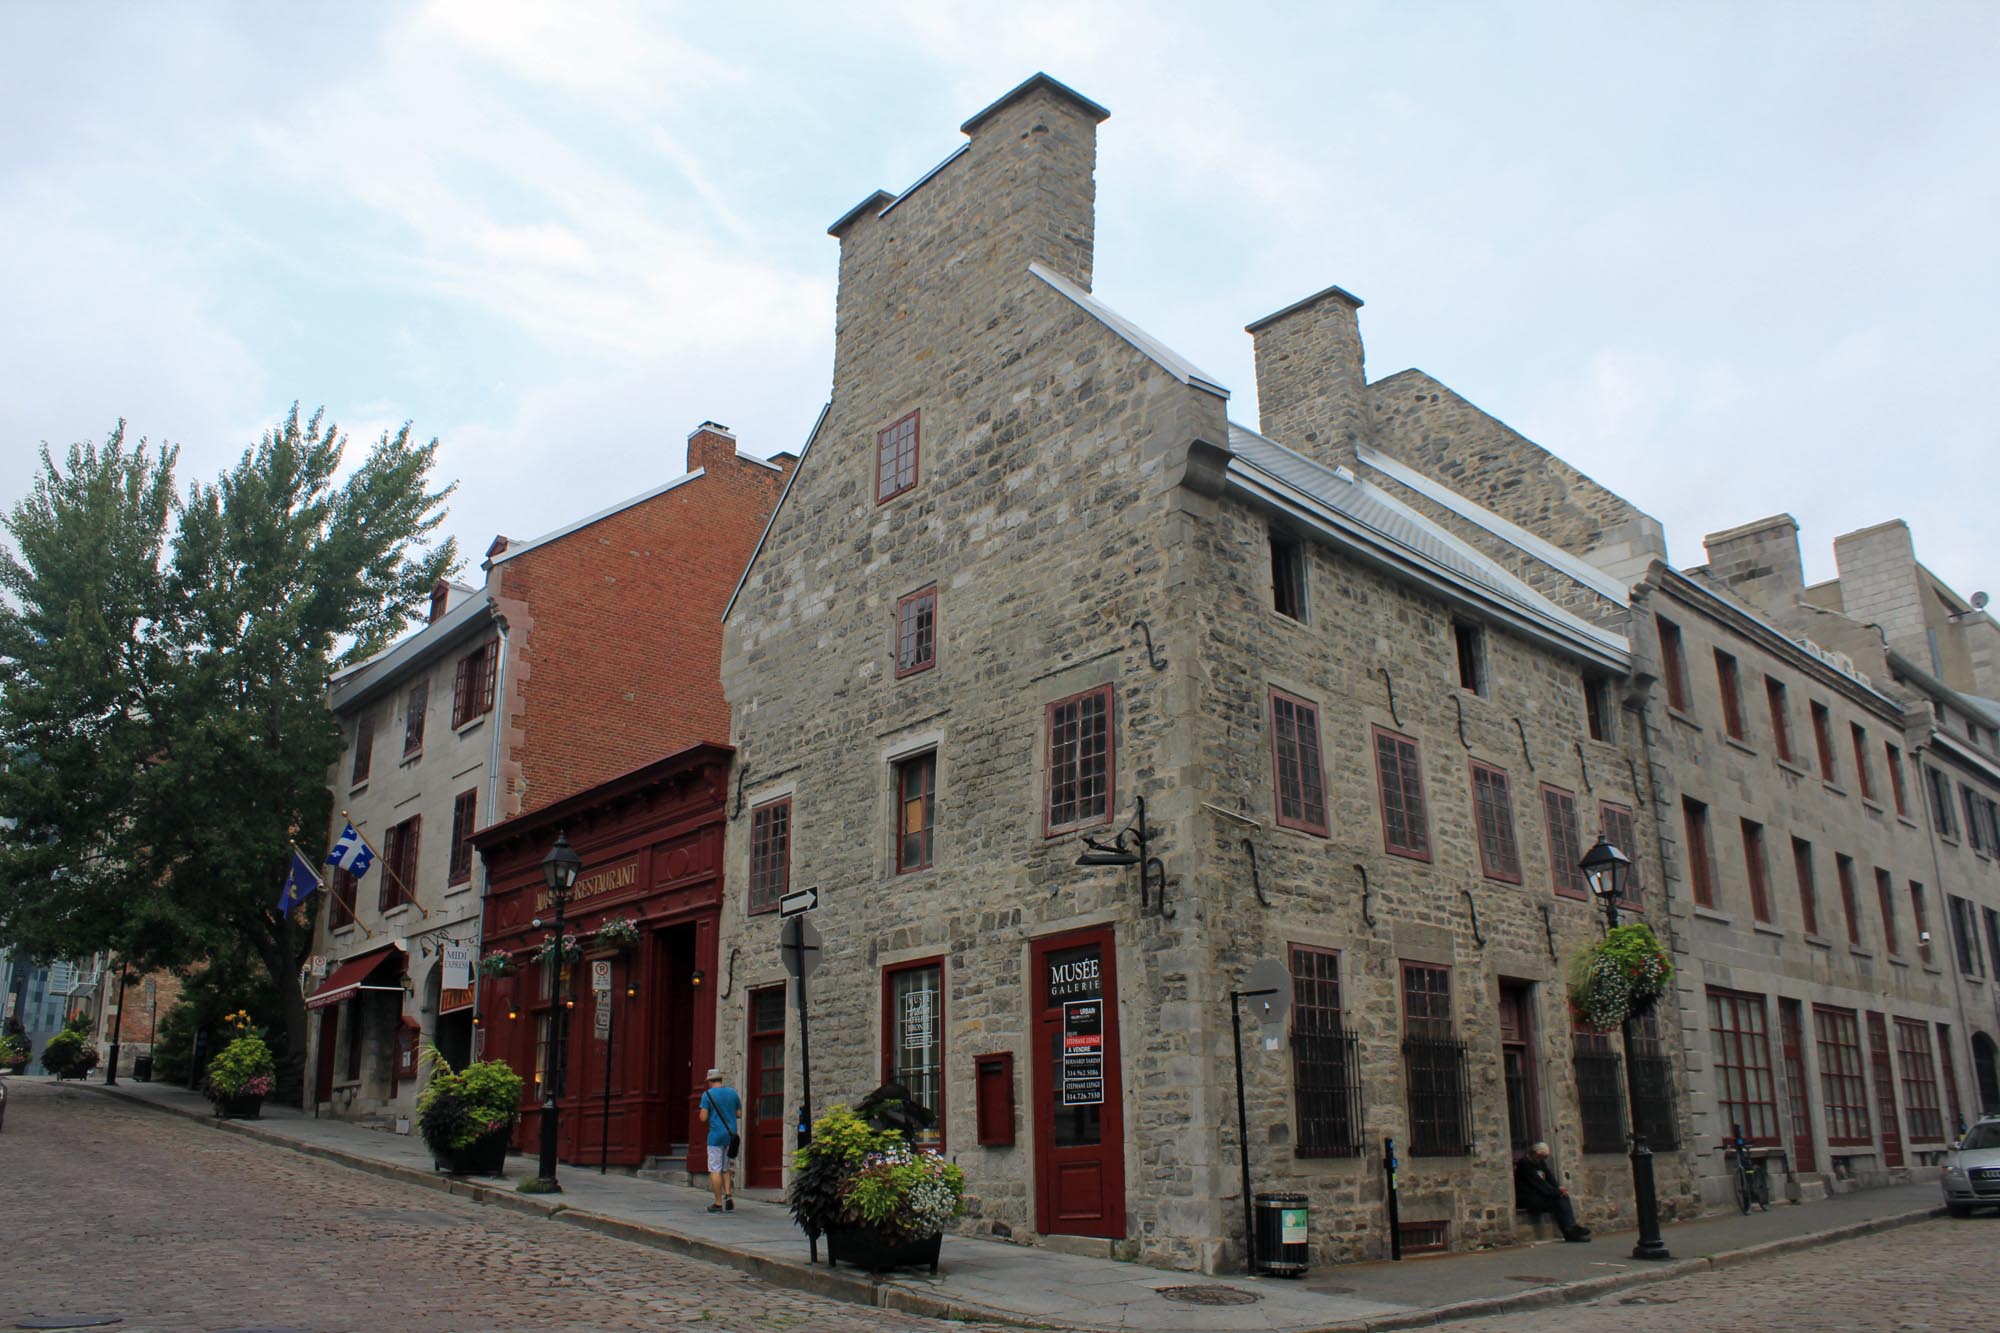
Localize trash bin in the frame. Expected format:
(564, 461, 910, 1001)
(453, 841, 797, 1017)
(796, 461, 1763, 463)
(133, 1055, 154, 1082)
(1253, 1191, 1309, 1277)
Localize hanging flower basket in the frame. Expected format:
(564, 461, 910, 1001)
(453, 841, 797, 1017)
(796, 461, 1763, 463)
(477, 951, 517, 979)
(1569, 923, 1674, 1028)
(531, 934, 581, 966)
(590, 917, 641, 954)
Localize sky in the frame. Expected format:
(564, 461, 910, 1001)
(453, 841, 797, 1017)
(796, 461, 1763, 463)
(2, 1, 1995, 599)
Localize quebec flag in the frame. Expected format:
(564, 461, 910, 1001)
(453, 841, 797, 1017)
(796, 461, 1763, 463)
(326, 822, 376, 878)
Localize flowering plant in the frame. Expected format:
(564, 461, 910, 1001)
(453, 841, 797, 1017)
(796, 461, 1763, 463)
(416, 1046, 525, 1153)
(1570, 923, 1675, 1027)
(590, 917, 641, 953)
(477, 950, 517, 978)
(205, 1024, 276, 1102)
(790, 1094, 964, 1244)
(531, 933, 581, 965)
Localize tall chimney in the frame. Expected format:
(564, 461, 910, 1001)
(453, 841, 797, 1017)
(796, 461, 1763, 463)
(1246, 282, 1369, 472)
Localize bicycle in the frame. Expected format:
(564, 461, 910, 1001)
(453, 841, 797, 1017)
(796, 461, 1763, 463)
(1728, 1124, 1772, 1213)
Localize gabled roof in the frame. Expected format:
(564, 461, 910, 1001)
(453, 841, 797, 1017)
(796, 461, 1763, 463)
(488, 467, 709, 569)
(1030, 263, 1229, 398)
(1226, 423, 1629, 668)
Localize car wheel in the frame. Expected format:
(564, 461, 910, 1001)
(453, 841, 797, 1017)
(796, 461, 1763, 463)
(1947, 1203, 1973, 1218)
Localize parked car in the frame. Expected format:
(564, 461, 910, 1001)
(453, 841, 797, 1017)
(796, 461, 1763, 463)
(1939, 1117, 2000, 1216)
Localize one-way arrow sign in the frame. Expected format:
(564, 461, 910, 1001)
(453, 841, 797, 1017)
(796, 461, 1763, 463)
(779, 886, 820, 918)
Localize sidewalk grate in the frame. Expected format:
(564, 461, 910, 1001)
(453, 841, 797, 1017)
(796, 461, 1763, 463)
(1157, 1286, 1260, 1306)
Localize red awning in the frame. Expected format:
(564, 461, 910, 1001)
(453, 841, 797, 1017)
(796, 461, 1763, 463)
(306, 944, 405, 1010)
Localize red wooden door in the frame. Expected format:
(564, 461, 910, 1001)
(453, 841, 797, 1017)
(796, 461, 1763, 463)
(314, 1007, 339, 1104)
(1778, 999, 1817, 1173)
(1032, 927, 1125, 1239)
(1865, 1012, 1904, 1168)
(745, 986, 787, 1189)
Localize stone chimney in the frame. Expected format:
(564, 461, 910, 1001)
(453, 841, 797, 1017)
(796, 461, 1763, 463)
(1246, 282, 1369, 472)
(685, 421, 738, 473)
(428, 578, 451, 624)
(1701, 515, 1805, 619)
(1831, 521, 1925, 662)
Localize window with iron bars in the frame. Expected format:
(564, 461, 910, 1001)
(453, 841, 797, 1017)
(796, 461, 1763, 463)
(1573, 1026, 1627, 1153)
(1289, 946, 1361, 1157)
(1629, 1011, 1680, 1148)
(1401, 964, 1471, 1156)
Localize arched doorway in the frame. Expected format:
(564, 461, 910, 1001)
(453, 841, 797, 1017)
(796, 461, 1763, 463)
(1974, 1031, 2000, 1115)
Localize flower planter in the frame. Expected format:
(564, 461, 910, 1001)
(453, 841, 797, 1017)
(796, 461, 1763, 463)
(215, 1092, 264, 1119)
(435, 1126, 512, 1177)
(5, 1060, 26, 1076)
(825, 1224, 942, 1275)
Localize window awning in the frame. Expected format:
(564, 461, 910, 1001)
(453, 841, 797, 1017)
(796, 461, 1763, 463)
(306, 944, 405, 1010)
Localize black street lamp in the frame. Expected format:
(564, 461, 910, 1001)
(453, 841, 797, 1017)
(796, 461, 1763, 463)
(1580, 834, 1671, 1262)
(104, 960, 129, 1085)
(534, 832, 583, 1193)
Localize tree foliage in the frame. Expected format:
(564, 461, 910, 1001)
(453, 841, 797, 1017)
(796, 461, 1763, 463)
(0, 406, 457, 1093)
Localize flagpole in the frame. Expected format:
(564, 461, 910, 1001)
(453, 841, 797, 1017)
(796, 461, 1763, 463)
(341, 812, 431, 920)
(316, 829, 380, 941)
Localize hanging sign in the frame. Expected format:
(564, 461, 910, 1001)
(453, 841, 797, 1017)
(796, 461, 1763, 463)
(594, 995, 612, 1041)
(441, 943, 473, 991)
(1060, 998, 1105, 1105)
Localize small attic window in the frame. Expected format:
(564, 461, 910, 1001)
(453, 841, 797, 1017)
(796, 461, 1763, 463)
(1271, 531, 1307, 623)
(1453, 622, 1485, 695)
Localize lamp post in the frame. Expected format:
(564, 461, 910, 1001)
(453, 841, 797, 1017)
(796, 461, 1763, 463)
(1580, 834, 1671, 1261)
(104, 960, 129, 1085)
(535, 832, 583, 1193)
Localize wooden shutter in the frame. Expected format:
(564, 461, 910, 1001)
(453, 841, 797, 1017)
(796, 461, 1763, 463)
(452, 653, 472, 728)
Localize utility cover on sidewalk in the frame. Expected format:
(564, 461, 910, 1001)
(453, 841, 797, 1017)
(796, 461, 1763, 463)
(1156, 1286, 1260, 1306)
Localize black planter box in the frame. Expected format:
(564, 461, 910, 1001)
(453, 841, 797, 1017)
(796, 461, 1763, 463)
(215, 1092, 264, 1119)
(825, 1224, 942, 1275)
(434, 1126, 512, 1177)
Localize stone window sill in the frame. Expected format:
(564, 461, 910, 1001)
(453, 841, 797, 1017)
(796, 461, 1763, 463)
(1752, 922, 1785, 939)
(1821, 780, 1847, 798)
(1667, 708, 1702, 732)
(1897, 814, 1920, 829)
(1887, 954, 1910, 968)
(1860, 797, 1885, 815)
(1775, 757, 1810, 778)
(1804, 933, 1834, 950)
(456, 716, 487, 739)
(1724, 735, 1758, 758)
(1693, 905, 1733, 925)
(1848, 946, 1874, 961)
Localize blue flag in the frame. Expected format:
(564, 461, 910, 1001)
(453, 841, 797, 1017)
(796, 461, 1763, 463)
(278, 848, 322, 915)
(326, 822, 376, 878)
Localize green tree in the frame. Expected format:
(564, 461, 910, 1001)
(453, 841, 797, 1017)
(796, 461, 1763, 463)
(0, 406, 457, 1096)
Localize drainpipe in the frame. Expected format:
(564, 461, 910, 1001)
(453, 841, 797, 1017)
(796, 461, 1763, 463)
(470, 607, 510, 1060)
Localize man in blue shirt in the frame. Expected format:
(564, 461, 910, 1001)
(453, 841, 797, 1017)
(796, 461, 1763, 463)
(699, 1066, 742, 1213)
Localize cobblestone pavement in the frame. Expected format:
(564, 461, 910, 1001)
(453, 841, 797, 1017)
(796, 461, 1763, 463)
(1449, 1214, 1996, 1333)
(3, 1081, 1021, 1333)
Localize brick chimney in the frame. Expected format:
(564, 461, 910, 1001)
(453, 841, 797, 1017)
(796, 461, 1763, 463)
(685, 421, 738, 473)
(1246, 282, 1369, 472)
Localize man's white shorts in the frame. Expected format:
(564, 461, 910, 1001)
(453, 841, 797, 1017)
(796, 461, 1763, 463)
(707, 1144, 729, 1174)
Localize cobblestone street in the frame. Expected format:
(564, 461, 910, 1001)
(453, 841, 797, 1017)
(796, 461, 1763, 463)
(3, 1082, 1016, 1333)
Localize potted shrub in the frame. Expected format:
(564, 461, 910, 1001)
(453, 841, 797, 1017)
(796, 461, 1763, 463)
(532, 933, 581, 967)
(417, 1047, 525, 1176)
(40, 1018, 100, 1080)
(589, 916, 641, 954)
(1570, 923, 1675, 1028)
(1, 1031, 31, 1074)
(790, 1084, 965, 1274)
(203, 1010, 276, 1117)
(476, 950, 517, 979)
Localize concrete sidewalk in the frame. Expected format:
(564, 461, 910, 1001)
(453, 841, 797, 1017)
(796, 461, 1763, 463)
(69, 1076, 1942, 1332)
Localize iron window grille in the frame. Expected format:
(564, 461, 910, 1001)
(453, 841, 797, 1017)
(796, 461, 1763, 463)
(1572, 1028, 1627, 1154)
(1402, 964, 1470, 1156)
(1290, 945, 1360, 1157)
(1629, 1012, 1680, 1149)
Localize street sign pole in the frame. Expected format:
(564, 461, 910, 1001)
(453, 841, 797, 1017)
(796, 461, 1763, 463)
(783, 913, 821, 1264)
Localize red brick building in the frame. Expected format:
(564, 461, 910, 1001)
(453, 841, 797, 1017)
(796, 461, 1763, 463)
(487, 423, 794, 818)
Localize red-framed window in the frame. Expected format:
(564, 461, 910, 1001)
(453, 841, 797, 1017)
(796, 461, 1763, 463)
(1874, 867, 1900, 955)
(1813, 1004, 1871, 1145)
(403, 682, 427, 756)
(1791, 837, 1820, 937)
(452, 639, 499, 729)
(1836, 854, 1862, 947)
(351, 714, 375, 786)
(447, 789, 477, 886)
(1542, 784, 1586, 899)
(1910, 882, 1933, 965)
(1810, 701, 1837, 782)
(1658, 616, 1690, 713)
(1740, 818, 1772, 924)
(1850, 724, 1875, 801)
(895, 586, 937, 677)
(1715, 650, 1745, 741)
(882, 958, 944, 1149)
(1706, 986, 1779, 1145)
(1046, 685, 1114, 834)
(1269, 689, 1329, 836)
(1401, 963, 1470, 1156)
(749, 797, 791, 914)
(895, 752, 936, 873)
(1469, 762, 1521, 884)
(1372, 726, 1430, 860)
(1885, 742, 1909, 816)
(1289, 945, 1360, 1157)
(875, 410, 919, 503)
(1600, 801, 1641, 909)
(380, 816, 418, 914)
(329, 867, 357, 930)
(1895, 1018, 1944, 1142)
(1683, 797, 1716, 909)
(1764, 677, 1793, 762)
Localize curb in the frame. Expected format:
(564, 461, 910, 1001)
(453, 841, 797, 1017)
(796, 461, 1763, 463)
(62, 1083, 1949, 1332)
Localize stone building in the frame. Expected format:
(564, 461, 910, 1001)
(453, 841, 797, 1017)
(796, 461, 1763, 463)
(716, 75, 1695, 1272)
(307, 425, 790, 1129)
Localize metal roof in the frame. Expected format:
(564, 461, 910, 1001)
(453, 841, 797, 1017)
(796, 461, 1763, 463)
(1029, 264, 1229, 398)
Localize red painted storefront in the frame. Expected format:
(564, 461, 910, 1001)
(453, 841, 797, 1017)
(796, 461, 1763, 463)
(472, 743, 729, 1171)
